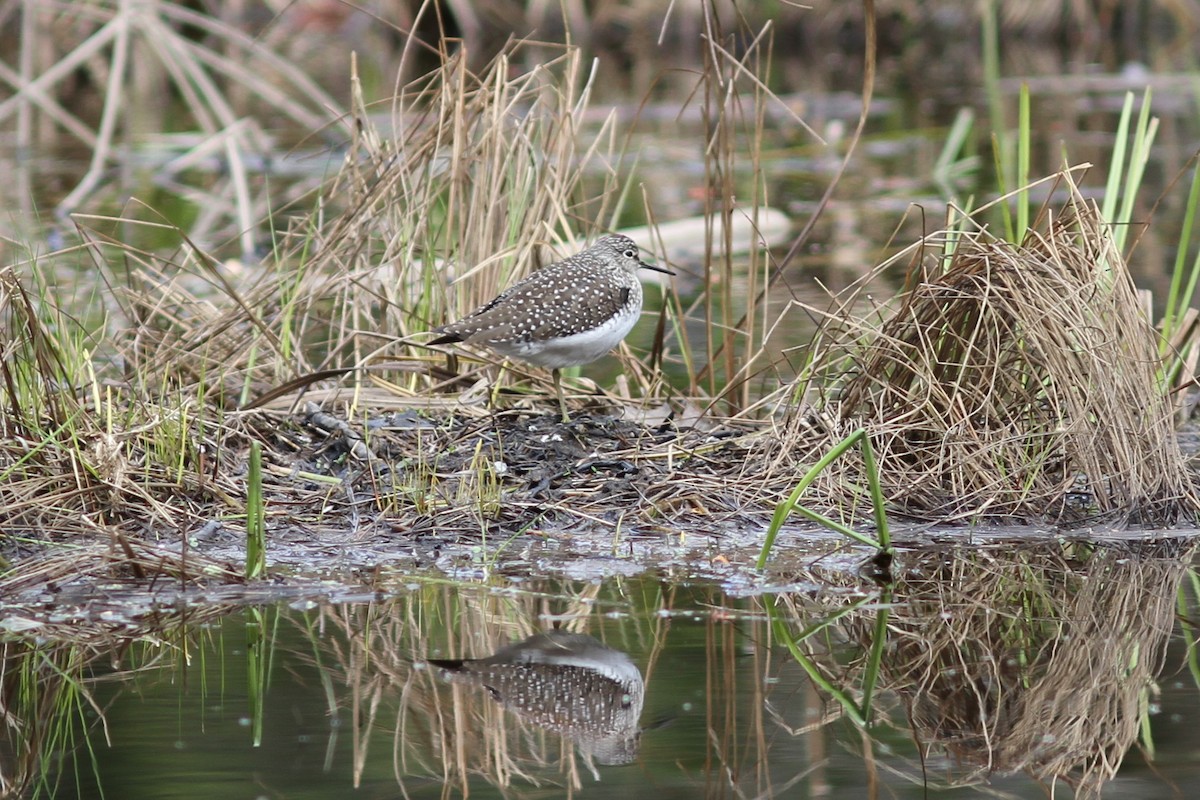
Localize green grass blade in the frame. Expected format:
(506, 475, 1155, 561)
(859, 432, 892, 551)
(1161, 161, 1200, 349)
(857, 587, 891, 720)
(1180, 570, 1200, 692)
(1102, 92, 1136, 227)
(1016, 83, 1031, 243)
(758, 429, 893, 569)
(245, 607, 266, 747)
(992, 134, 1014, 243)
(766, 596, 869, 727)
(245, 441, 265, 580)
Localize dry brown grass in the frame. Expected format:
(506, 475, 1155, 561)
(95, 38, 661, 416)
(770, 177, 1200, 526)
(7, 164, 1200, 591)
(0, 1, 342, 254)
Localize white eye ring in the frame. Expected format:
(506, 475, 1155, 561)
(623, 248, 637, 258)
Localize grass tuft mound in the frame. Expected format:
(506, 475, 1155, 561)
(821, 184, 1198, 524)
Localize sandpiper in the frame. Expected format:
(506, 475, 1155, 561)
(429, 234, 673, 421)
(425, 630, 645, 766)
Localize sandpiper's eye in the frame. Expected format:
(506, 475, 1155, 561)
(623, 248, 637, 259)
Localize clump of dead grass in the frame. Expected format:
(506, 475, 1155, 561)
(780, 178, 1199, 526)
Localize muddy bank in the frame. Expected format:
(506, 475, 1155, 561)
(5, 401, 1199, 630)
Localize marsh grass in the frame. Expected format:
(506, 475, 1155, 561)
(5, 6, 1200, 800)
(244, 606, 273, 748)
(0, 15, 805, 573)
(886, 544, 1185, 795)
(2, 542, 1190, 796)
(0, 639, 100, 798)
(680, 7, 790, 414)
(1156, 159, 1200, 416)
(765, 589, 891, 728)
(188, 39, 663, 415)
(0, 248, 264, 585)
(2, 549, 1193, 798)
(760, 541, 1192, 795)
(768, 78, 1200, 529)
(758, 427, 893, 569)
(769, 172, 1199, 526)
(1178, 567, 1200, 698)
(244, 441, 265, 579)
(279, 7, 798, 420)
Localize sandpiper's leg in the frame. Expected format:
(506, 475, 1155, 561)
(553, 368, 571, 423)
(487, 361, 508, 412)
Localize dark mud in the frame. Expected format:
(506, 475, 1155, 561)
(4, 402, 1200, 636)
(237, 404, 772, 563)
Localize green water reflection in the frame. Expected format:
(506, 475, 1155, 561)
(6, 544, 1200, 798)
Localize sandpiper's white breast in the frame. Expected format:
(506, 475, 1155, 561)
(490, 298, 642, 368)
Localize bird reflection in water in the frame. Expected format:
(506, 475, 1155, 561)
(424, 630, 644, 768)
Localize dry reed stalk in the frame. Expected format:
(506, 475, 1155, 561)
(0, 1, 342, 250)
(783, 179, 1199, 526)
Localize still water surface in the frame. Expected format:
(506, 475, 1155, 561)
(10, 544, 1198, 799)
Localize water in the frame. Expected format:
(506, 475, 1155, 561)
(7, 542, 1200, 799)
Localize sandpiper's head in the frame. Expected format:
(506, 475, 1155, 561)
(593, 234, 674, 276)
